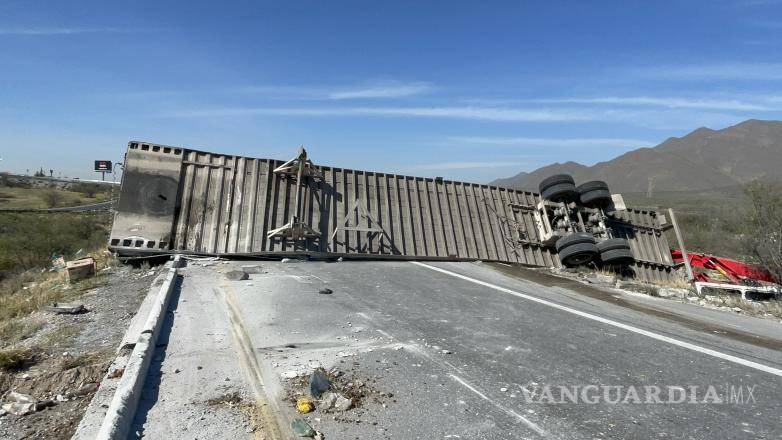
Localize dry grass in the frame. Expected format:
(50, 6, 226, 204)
(0, 319, 45, 348)
(56, 347, 112, 371)
(39, 324, 81, 351)
(0, 347, 37, 371)
(0, 274, 102, 322)
(703, 293, 782, 319)
(652, 271, 693, 290)
(0, 185, 109, 210)
(0, 248, 116, 324)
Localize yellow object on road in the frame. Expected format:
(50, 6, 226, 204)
(296, 397, 314, 414)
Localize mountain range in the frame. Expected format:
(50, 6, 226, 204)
(490, 119, 782, 194)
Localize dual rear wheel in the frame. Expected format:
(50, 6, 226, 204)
(555, 234, 634, 267)
(538, 174, 613, 207)
(540, 174, 630, 267)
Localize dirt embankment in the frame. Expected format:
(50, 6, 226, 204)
(0, 264, 162, 439)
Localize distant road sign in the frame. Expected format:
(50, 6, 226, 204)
(94, 160, 112, 172)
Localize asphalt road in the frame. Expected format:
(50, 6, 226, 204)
(46, 200, 114, 212)
(0, 200, 114, 213)
(131, 260, 782, 440)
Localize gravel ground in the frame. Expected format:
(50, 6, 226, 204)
(0, 263, 164, 439)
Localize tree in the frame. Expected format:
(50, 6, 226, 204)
(743, 182, 782, 283)
(40, 189, 63, 208)
(71, 183, 101, 198)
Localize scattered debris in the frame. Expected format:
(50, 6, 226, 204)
(7, 391, 35, 404)
(281, 258, 300, 263)
(320, 392, 352, 412)
(2, 392, 38, 416)
(282, 370, 305, 379)
(108, 367, 125, 379)
(336, 351, 354, 358)
(225, 270, 249, 281)
(657, 287, 690, 299)
(205, 392, 242, 407)
(318, 288, 333, 295)
(51, 254, 66, 271)
(66, 257, 96, 283)
(1, 402, 36, 416)
(296, 397, 315, 413)
(290, 418, 316, 437)
(584, 273, 616, 287)
(70, 383, 98, 397)
(309, 369, 332, 397)
(44, 302, 86, 315)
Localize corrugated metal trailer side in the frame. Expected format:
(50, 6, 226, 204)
(109, 141, 677, 281)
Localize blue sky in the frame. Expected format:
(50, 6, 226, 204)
(1, 0, 782, 182)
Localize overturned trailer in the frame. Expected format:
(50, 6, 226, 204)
(109, 141, 677, 282)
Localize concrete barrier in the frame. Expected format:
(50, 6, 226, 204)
(93, 255, 182, 440)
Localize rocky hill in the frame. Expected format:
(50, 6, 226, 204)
(491, 119, 782, 194)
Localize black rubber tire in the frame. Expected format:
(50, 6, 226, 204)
(539, 174, 575, 194)
(555, 232, 596, 252)
(576, 180, 609, 194)
(558, 242, 598, 267)
(541, 182, 578, 202)
(600, 248, 635, 265)
(580, 189, 612, 207)
(597, 238, 630, 253)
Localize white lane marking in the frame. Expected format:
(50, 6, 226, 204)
(411, 262, 782, 378)
(404, 342, 549, 437)
(449, 374, 549, 437)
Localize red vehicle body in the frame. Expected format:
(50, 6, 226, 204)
(670, 249, 776, 284)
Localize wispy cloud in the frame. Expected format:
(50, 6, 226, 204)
(638, 63, 782, 81)
(519, 96, 773, 111)
(156, 106, 599, 122)
(154, 105, 749, 129)
(329, 82, 431, 99)
(0, 27, 129, 35)
(410, 161, 528, 170)
(444, 136, 652, 148)
(124, 81, 433, 101)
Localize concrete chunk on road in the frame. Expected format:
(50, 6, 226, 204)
(224, 270, 249, 281)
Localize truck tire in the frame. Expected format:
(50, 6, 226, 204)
(597, 238, 630, 253)
(577, 180, 612, 207)
(555, 232, 596, 253)
(539, 174, 577, 202)
(600, 248, 635, 265)
(540, 174, 575, 191)
(558, 242, 599, 267)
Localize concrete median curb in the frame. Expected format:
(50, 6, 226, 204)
(94, 255, 182, 440)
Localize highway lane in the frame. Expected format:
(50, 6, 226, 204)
(132, 260, 782, 439)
